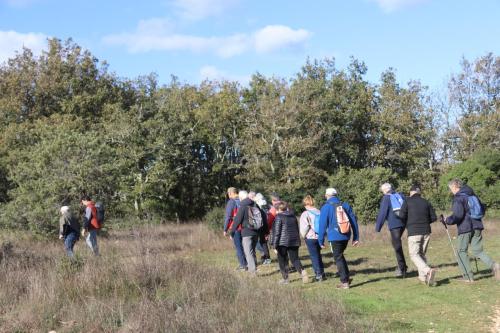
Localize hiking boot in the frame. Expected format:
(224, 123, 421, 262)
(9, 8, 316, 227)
(425, 268, 437, 287)
(278, 279, 289, 285)
(455, 277, 474, 283)
(301, 270, 310, 283)
(336, 282, 350, 289)
(493, 262, 500, 281)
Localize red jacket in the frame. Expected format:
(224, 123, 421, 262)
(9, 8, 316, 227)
(85, 202, 101, 230)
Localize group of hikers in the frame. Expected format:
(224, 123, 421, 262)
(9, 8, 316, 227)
(58, 195, 103, 258)
(222, 179, 500, 288)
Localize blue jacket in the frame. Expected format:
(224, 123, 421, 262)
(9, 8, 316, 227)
(375, 193, 405, 232)
(223, 198, 240, 232)
(317, 197, 359, 245)
(445, 186, 477, 234)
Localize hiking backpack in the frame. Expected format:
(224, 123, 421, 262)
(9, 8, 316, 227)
(389, 193, 404, 218)
(247, 206, 264, 230)
(95, 201, 105, 226)
(467, 195, 484, 220)
(335, 203, 351, 234)
(307, 210, 321, 233)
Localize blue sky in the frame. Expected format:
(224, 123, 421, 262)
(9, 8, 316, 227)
(1, 0, 499, 88)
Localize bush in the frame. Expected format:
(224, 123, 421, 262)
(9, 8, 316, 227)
(204, 206, 226, 232)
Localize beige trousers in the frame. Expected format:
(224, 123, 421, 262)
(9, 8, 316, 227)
(408, 234, 431, 281)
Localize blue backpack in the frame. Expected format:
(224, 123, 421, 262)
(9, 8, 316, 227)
(467, 195, 484, 220)
(307, 210, 321, 234)
(389, 193, 404, 218)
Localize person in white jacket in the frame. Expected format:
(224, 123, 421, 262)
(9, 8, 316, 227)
(299, 195, 325, 282)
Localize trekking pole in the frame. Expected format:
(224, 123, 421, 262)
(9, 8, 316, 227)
(440, 215, 473, 282)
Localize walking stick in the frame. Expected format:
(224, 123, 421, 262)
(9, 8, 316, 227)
(440, 215, 473, 282)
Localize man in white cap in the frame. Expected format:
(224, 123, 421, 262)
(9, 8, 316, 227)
(317, 188, 359, 289)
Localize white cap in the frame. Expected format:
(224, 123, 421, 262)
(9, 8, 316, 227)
(60, 206, 70, 214)
(325, 188, 337, 196)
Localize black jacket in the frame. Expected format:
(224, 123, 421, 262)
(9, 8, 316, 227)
(231, 198, 267, 237)
(271, 210, 301, 248)
(445, 185, 482, 234)
(399, 194, 437, 236)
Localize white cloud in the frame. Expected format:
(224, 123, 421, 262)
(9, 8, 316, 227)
(0, 30, 47, 63)
(371, 0, 428, 12)
(253, 25, 311, 54)
(171, 0, 238, 20)
(199, 65, 250, 84)
(103, 21, 311, 58)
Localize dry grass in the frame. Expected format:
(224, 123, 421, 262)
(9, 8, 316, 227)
(0, 224, 376, 333)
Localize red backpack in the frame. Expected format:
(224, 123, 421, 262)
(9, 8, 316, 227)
(87, 202, 102, 230)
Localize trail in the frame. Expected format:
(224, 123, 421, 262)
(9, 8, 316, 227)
(491, 304, 500, 333)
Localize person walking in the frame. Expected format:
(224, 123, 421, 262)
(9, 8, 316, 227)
(445, 179, 500, 282)
(81, 195, 101, 256)
(317, 188, 359, 289)
(399, 185, 438, 286)
(375, 183, 408, 277)
(223, 187, 247, 271)
(59, 206, 81, 258)
(255, 193, 272, 265)
(271, 202, 309, 285)
(299, 195, 325, 282)
(231, 190, 266, 276)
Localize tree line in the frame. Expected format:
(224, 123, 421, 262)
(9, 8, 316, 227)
(0, 38, 498, 234)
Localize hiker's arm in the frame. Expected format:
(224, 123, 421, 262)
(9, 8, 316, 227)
(429, 203, 437, 223)
(271, 217, 282, 248)
(223, 200, 235, 232)
(446, 199, 465, 225)
(375, 197, 389, 232)
(83, 207, 91, 230)
(299, 212, 309, 238)
(59, 216, 65, 236)
(399, 201, 408, 226)
(317, 206, 328, 246)
(231, 206, 244, 235)
(346, 204, 359, 242)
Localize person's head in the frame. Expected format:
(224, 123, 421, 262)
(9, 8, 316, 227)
(380, 183, 392, 195)
(302, 195, 315, 208)
(60, 206, 70, 215)
(81, 195, 92, 205)
(227, 187, 238, 199)
(448, 178, 463, 195)
(409, 184, 421, 197)
(248, 191, 256, 201)
(255, 193, 267, 207)
(238, 190, 248, 201)
(277, 201, 288, 213)
(325, 188, 337, 199)
(270, 192, 281, 206)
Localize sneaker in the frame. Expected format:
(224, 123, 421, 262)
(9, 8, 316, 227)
(425, 268, 437, 286)
(336, 282, 350, 289)
(493, 262, 500, 281)
(301, 270, 310, 283)
(455, 276, 474, 283)
(395, 267, 407, 278)
(235, 266, 246, 272)
(315, 275, 323, 282)
(278, 279, 289, 285)
(263, 259, 272, 265)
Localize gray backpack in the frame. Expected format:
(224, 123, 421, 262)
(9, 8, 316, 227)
(247, 206, 263, 230)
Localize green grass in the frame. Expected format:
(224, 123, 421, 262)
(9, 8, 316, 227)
(195, 222, 500, 333)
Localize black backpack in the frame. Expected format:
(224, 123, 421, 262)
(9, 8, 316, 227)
(95, 201, 105, 225)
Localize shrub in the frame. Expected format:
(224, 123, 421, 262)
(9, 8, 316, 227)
(204, 206, 226, 232)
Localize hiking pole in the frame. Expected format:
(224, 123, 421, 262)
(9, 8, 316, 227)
(440, 215, 473, 282)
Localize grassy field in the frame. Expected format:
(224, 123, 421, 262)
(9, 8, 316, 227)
(0, 221, 498, 332)
(196, 221, 500, 333)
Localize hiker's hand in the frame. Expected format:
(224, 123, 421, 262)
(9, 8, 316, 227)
(320, 244, 325, 249)
(223, 231, 227, 237)
(59, 234, 63, 240)
(81, 229, 86, 237)
(273, 249, 278, 254)
(352, 241, 359, 247)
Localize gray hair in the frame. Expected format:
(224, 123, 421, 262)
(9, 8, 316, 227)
(248, 191, 256, 200)
(239, 190, 248, 201)
(60, 206, 70, 214)
(380, 183, 392, 194)
(448, 178, 463, 188)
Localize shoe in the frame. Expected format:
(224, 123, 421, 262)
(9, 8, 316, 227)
(278, 279, 289, 285)
(456, 276, 474, 283)
(493, 262, 500, 281)
(263, 259, 272, 265)
(336, 282, 350, 289)
(235, 266, 246, 272)
(425, 268, 437, 286)
(315, 275, 323, 282)
(395, 267, 407, 278)
(301, 270, 310, 283)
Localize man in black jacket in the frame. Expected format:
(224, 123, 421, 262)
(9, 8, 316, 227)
(231, 190, 267, 275)
(400, 185, 437, 286)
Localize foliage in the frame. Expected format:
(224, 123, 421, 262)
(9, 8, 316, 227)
(204, 206, 226, 232)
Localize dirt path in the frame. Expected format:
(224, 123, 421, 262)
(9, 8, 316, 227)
(491, 305, 500, 333)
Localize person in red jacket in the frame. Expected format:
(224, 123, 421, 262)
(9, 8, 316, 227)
(81, 195, 101, 256)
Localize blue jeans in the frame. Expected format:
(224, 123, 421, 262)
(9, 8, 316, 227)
(86, 229, 99, 256)
(233, 231, 247, 268)
(305, 238, 324, 277)
(64, 231, 79, 258)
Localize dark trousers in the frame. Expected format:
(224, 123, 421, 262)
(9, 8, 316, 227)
(390, 227, 407, 272)
(233, 231, 247, 268)
(256, 234, 270, 260)
(276, 246, 302, 279)
(330, 240, 349, 283)
(305, 238, 324, 277)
